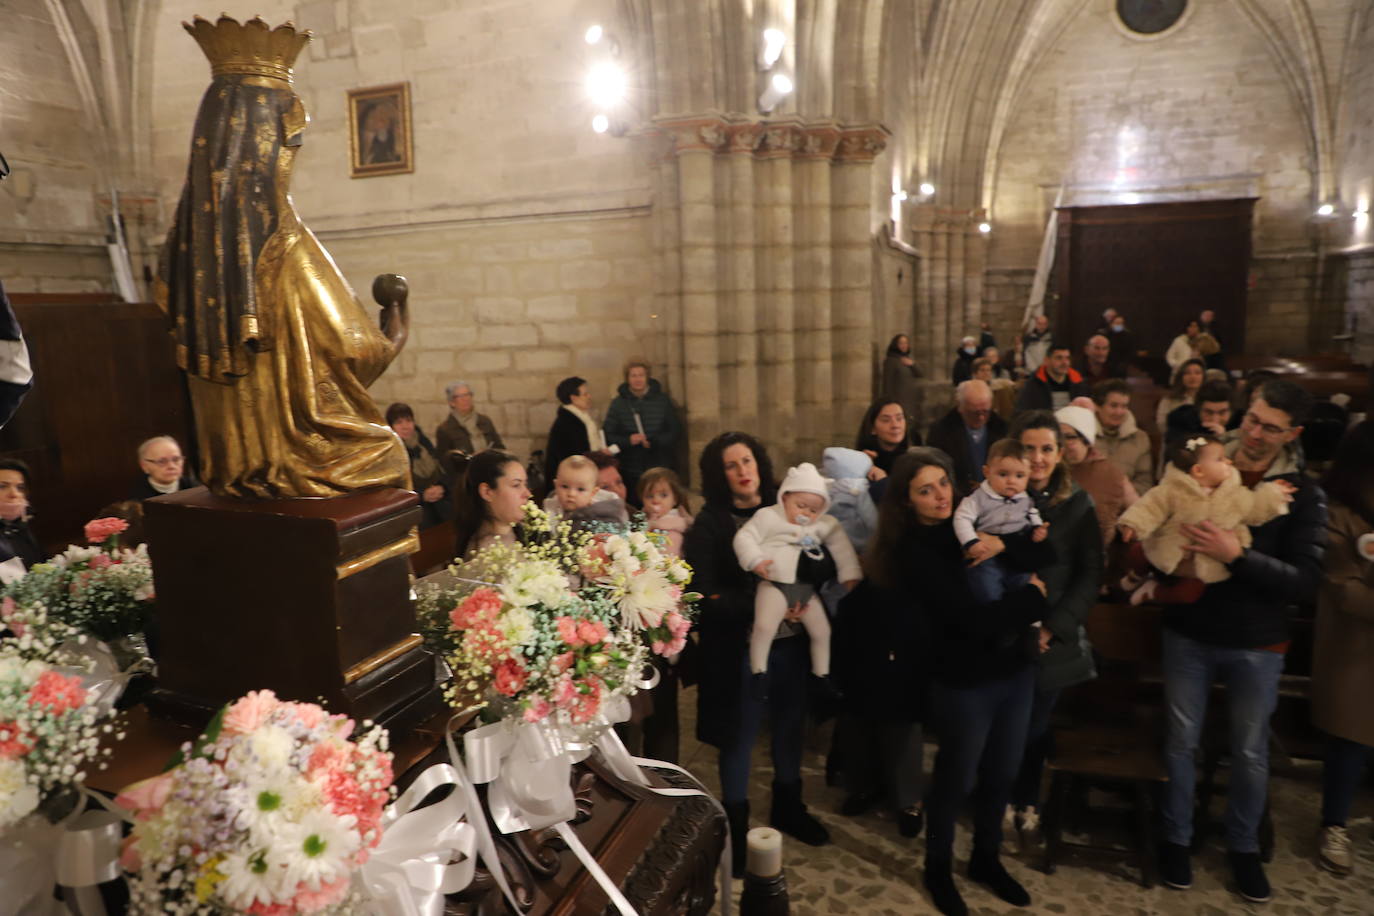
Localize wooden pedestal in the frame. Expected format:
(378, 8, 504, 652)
(143, 486, 443, 729)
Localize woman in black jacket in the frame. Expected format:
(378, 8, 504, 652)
(855, 398, 923, 480)
(542, 376, 616, 492)
(683, 431, 828, 874)
(1005, 410, 1103, 847)
(876, 448, 1047, 916)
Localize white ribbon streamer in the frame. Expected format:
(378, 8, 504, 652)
(360, 764, 476, 916)
(0, 788, 132, 916)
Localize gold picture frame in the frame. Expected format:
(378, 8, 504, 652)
(347, 82, 413, 178)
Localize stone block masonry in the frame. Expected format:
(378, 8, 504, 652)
(327, 212, 656, 464)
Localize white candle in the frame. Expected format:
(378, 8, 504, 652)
(745, 826, 783, 877)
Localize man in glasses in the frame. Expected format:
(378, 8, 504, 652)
(129, 436, 198, 501)
(927, 380, 1007, 494)
(1157, 378, 1328, 905)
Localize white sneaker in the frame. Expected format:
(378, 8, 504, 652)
(1018, 808, 1043, 848)
(1318, 825, 1353, 875)
(1001, 805, 1020, 853)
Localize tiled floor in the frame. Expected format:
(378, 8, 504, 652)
(668, 700, 1374, 915)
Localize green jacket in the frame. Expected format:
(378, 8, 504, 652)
(603, 378, 680, 476)
(1031, 469, 1103, 692)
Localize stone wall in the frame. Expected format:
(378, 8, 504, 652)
(324, 212, 655, 463)
(0, 0, 112, 291)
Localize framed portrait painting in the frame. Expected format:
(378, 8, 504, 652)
(348, 82, 413, 178)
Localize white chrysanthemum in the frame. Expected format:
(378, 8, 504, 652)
(498, 606, 534, 647)
(620, 568, 675, 630)
(243, 725, 295, 772)
(232, 773, 315, 840)
(279, 808, 360, 890)
(500, 560, 570, 610)
(0, 758, 39, 828)
(218, 847, 287, 908)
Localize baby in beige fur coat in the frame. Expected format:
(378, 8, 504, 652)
(1117, 435, 1295, 605)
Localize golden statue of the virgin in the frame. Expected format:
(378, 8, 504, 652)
(156, 15, 410, 499)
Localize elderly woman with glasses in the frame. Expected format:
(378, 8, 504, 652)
(129, 436, 198, 501)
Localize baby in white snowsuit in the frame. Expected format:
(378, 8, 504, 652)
(733, 463, 862, 684)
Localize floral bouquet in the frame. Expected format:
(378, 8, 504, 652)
(3, 517, 155, 649)
(117, 690, 393, 915)
(0, 644, 121, 831)
(418, 505, 698, 727)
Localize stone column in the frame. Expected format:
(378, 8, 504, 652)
(649, 116, 888, 468)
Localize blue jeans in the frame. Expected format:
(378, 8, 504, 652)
(925, 666, 1035, 861)
(967, 555, 1030, 605)
(1322, 735, 1373, 827)
(1011, 687, 1062, 810)
(719, 635, 808, 803)
(1161, 629, 1284, 853)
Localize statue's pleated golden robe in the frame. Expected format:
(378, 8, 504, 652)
(157, 72, 408, 499)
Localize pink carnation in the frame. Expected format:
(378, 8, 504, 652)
(291, 876, 351, 911)
(115, 772, 175, 820)
(523, 697, 552, 723)
(83, 517, 128, 545)
(551, 676, 578, 709)
(450, 588, 502, 630)
(570, 678, 603, 725)
(576, 620, 608, 646)
(222, 689, 281, 735)
(492, 657, 528, 697)
(285, 701, 326, 730)
(0, 721, 33, 759)
(27, 669, 86, 715)
(551, 651, 574, 674)
(87, 554, 114, 570)
(555, 616, 580, 646)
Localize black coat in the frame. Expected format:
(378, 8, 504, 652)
(832, 579, 928, 723)
(683, 500, 767, 749)
(926, 408, 1009, 495)
(903, 519, 1048, 688)
(543, 406, 592, 484)
(1164, 471, 1328, 649)
(0, 518, 43, 569)
(1014, 364, 1091, 413)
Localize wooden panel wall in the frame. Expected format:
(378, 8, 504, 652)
(1054, 199, 1255, 359)
(0, 295, 191, 550)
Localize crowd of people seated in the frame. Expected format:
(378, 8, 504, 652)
(26, 315, 1368, 915)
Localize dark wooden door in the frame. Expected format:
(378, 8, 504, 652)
(1053, 199, 1254, 360)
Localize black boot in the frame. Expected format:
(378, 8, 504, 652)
(967, 847, 1031, 907)
(723, 800, 750, 876)
(922, 857, 968, 916)
(808, 674, 842, 721)
(750, 672, 769, 702)
(769, 781, 830, 846)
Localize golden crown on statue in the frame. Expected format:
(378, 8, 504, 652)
(184, 14, 312, 82)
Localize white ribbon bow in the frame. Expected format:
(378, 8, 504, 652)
(361, 763, 477, 916)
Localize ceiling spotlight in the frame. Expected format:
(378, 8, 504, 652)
(757, 71, 794, 113)
(591, 114, 609, 134)
(586, 62, 627, 108)
(762, 28, 786, 68)
(894, 189, 909, 202)
(585, 24, 603, 45)
(1316, 203, 1335, 217)
(978, 222, 992, 234)
(919, 182, 935, 197)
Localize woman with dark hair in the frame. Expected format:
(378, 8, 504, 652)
(452, 450, 531, 559)
(882, 334, 922, 428)
(1002, 410, 1102, 850)
(855, 399, 923, 481)
(0, 458, 42, 569)
(886, 447, 1047, 915)
(683, 431, 828, 874)
(1312, 420, 1374, 876)
(830, 451, 936, 839)
(543, 376, 617, 489)
(1156, 358, 1206, 434)
(385, 402, 451, 530)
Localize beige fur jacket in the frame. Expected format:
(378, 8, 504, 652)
(1118, 464, 1291, 583)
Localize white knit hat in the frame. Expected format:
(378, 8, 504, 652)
(778, 462, 831, 512)
(1055, 405, 1097, 447)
